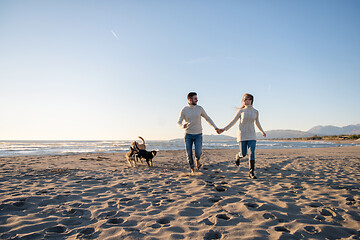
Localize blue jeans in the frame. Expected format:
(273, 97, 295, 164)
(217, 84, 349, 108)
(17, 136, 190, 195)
(184, 133, 203, 169)
(238, 140, 256, 161)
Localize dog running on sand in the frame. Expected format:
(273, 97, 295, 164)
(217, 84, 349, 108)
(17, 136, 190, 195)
(125, 136, 157, 167)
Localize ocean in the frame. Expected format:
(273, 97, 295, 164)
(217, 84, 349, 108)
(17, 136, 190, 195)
(0, 140, 358, 157)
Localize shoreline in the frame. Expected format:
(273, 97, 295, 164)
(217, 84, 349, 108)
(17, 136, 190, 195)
(1, 141, 359, 158)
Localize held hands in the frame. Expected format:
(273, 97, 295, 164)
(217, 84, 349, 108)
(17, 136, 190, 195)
(216, 128, 225, 134)
(183, 123, 189, 129)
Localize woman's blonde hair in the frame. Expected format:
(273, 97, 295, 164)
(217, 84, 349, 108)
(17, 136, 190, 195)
(239, 93, 254, 109)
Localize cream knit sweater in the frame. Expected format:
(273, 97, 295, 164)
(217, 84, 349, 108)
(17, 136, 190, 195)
(224, 105, 265, 142)
(177, 104, 218, 135)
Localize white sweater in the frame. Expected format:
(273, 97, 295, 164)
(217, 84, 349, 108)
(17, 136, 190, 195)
(177, 104, 218, 134)
(224, 105, 265, 142)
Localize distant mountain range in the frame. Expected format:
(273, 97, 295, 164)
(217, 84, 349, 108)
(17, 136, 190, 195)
(172, 124, 360, 141)
(307, 124, 360, 135)
(258, 124, 360, 139)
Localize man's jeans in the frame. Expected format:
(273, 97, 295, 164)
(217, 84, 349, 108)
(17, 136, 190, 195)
(185, 133, 203, 169)
(238, 140, 256, 161)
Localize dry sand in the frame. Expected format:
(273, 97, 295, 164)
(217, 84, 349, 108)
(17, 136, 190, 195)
(0, 146, 359, 239)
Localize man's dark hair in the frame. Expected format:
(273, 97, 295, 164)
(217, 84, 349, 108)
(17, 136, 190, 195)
(187, 92, 197, 100)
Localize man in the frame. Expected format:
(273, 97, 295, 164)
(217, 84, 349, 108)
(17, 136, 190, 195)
(177, 92, 220, 173)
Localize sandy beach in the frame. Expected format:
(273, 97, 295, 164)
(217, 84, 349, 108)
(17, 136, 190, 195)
(0, 146, 359, 239)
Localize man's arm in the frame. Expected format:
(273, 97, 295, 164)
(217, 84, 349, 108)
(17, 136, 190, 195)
(200, 107, 218, 129)
(177, 108, 186, 129)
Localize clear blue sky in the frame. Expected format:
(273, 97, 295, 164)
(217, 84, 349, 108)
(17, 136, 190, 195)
(1, 0, 359, 140)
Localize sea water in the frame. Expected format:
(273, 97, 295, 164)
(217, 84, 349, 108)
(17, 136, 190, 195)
(0, 140, 358, 157)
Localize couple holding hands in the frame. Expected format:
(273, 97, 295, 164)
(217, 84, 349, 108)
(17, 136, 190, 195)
(177, 92, 266, 179)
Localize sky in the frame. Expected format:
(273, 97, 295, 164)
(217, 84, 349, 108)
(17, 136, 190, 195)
(0, 0, 359, 140)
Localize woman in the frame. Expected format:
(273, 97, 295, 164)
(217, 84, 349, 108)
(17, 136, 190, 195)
(219, 93, 266, 179)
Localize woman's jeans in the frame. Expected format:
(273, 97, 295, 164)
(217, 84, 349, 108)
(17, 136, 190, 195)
(185, 133, 203, 169)
(238, 140, 256, 160)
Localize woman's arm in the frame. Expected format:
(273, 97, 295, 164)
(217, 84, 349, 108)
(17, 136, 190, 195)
(255, 111, 266, 137)
(223, 110, 241, 131)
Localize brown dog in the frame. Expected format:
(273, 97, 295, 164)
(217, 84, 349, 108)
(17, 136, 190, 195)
(125, 136, 147, 167)
(125, 147, 137, 167)
(130, 136, 146, 151)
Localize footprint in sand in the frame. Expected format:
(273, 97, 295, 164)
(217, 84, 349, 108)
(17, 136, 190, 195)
(62, 208, 87, 217)
(346, 196, 355, 201)
(118, 197, 135, 206)
(45, 225, 67, 234)
(346, 196, 356, 205)
(70, 202, 83, 207)
(205, 180, 214, 186)
(179, 207, 204, 217)
(12, 201, 26, 208)
(77, 227, 96, 238)
(61, 217, 83, 226)
(156, 216, 172, 224)
(237, 190, 246, 195)
(107, 201, 117, 207)
(347, 210, 360, 221)
(320, 207, 345, 221)
(122, 220, 138, 227)
(314, 214, 325, 221)
(274, 226, 290, 233)
(204, 230, 222, 240)
(244, 202, 259, 209)
(263, 213, 276, 220)
(170, 233, 185, 239)
(319, 208, 335, 217)
(190, 200, 202, 207)
(6, 197, 27, 207)
(200, 218, 214, 226)
(19, 233, 44, 239)
(209, 195, 222, 203)
(167, 226, 185, 234)
(309, 202, 323, 208)
(97, 210, 118, 219)
(304, 225, 320, 234)
(35, 189, 48, 195)
(107, 218, 124, 225)
(214, 185, 227, 192)
(216, 214, 230, 221)
(148, 209, 162, 215)
(150, 223, 162, 229)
